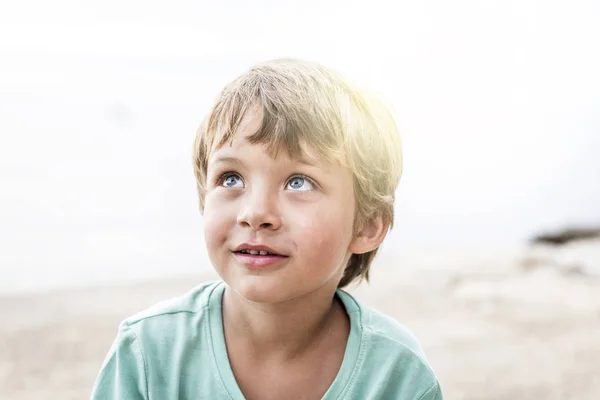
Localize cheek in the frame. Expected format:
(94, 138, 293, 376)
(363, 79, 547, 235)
(202, 193, 235, 250)
(292, 201, 355, 261)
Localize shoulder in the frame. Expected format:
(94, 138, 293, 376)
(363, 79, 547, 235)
(338, 289, 428, 360)
(360, 302, 427, 357)
(119, 280, 223, 341)
(110, 281, 224, 383)
(124, 281, 220, 323)
(337, 289, 442, 399)
(92, 281, 227, 399)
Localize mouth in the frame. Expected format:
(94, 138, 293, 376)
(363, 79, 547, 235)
(234, 249, 283, 256)
(232, 243, 288, 257)
(232, 244, 289, 268)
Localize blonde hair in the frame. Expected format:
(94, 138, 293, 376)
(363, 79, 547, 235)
(192, 58, 402, 288)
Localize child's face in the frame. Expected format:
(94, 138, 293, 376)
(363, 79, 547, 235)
(203, 109, 358, 303)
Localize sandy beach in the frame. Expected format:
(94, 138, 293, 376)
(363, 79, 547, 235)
(1, 246, 599, 400)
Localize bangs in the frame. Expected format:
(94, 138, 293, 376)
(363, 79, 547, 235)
(204, 69, 346, 165)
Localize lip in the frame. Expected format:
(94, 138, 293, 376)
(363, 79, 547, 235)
(233, 252, 289, 269)
(232, 243, 289, 269)
(233, 243, 286, 256)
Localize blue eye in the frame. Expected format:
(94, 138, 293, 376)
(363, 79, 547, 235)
(286, 175, 314, 191)
(221, 173, 244, 188)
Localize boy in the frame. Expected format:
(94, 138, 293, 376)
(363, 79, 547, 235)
(91, 58, 442, 399)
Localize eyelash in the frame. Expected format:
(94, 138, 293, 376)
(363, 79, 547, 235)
(215, 171, 239, 186)
(215, 171, 317, 189)
(287, 174, 317, 189)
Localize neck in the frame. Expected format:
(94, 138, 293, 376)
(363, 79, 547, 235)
(222, 284, 347, 361)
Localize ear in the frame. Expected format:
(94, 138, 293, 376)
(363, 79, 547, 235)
(348, 214, 390, 254)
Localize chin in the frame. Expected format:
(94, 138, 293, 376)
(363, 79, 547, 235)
(227, 275, 304, 304)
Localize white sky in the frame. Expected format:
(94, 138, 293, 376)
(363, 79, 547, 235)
(1, 0, 599, 293)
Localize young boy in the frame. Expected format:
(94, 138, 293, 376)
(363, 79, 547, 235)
(91, 58, 443, 399)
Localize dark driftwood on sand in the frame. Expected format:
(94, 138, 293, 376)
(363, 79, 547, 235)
(531, 227, 600, 246)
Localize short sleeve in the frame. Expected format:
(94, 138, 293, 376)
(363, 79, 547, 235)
(418, 381, 443, 400)
(90, 324, 148, 400)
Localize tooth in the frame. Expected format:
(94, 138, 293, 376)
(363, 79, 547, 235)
(249, 250, 259, 255)
(259, 251, 268, 255)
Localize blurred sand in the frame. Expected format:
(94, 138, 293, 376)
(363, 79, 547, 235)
(1, 246, 599, 400)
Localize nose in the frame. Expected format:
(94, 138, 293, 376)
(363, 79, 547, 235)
(236, 188, 282, 231)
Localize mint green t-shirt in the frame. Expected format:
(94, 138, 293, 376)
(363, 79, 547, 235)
(91, 281, 442, 399)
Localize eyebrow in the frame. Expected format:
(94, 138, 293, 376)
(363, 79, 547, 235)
(297, 157, 319, 167)
(210, 154, 320, 168)
(211, 155, 243, 165)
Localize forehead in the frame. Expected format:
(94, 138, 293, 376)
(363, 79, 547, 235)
(208, 105, 329, 167)
(208, 131, 324, 168)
